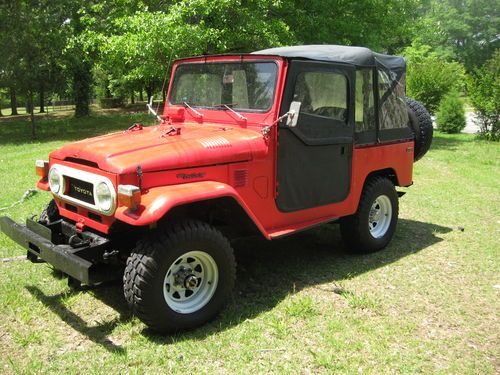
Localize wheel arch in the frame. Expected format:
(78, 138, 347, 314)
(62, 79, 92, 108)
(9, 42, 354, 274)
(159, 196, 264, 239)
(363, 168, 399, 187)
(351, 168, 399, 213)
(114, 181, 268, 239)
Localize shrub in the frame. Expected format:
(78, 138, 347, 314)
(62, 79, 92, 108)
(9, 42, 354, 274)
(436, 91, 466, 133)
(467, 50, 500, 141)
(404, 43, 465, 114)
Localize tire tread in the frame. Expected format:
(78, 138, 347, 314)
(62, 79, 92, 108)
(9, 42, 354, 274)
(340, 177, 398, 253)
(123, 220, 236, 332)
(405, 97, 433, 161)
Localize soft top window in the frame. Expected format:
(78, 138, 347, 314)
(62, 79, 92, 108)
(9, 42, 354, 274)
(169, 62, 278, 112)
(378, 69, 408, 130)
(294, 71, 347, 122)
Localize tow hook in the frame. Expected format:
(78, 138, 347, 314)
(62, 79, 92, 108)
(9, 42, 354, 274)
(68, 234, 89, 248)
(103, 250, 119, 263)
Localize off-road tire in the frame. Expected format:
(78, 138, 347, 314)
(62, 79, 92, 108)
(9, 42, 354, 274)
(123, 221, 236, 333)
(38, 199, 60, 224)
(405, 97, 433, 161)
(340, 177, 398, 253)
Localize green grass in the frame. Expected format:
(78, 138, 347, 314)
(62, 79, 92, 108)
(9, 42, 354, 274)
(0, 115, 499, 374)
(0, 105, 76, 116)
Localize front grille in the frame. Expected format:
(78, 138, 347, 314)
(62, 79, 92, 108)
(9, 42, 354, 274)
(67, 177, 95, 205)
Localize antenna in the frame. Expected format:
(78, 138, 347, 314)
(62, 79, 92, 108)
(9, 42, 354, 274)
(156, 48, 176, 115)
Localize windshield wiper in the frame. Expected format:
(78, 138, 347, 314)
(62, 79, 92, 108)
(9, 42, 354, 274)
(212, 103, 247, 121)
(182, 101, 203, 119)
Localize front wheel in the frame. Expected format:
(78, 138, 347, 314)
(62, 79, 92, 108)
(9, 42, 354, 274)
(123, 221, 236, 333)
(340, 177, 399, 253)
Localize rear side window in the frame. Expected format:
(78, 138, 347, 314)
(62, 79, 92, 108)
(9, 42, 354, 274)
(293, 71, 348, 122)
(355, 69, 375, 132)
(378, 69, 408, 129)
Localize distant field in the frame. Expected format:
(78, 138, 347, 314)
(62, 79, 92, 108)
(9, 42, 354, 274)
(0, 114, 498, 374)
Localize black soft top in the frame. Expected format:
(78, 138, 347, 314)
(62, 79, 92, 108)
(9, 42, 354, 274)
(252, 45, 405, 71)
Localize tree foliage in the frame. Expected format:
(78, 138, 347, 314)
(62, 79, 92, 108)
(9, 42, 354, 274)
(467, 50, 500, 140)
(412, 0, 500, 71)
(0, 0, 498, 123)
(0, 0, 67, 134)
(94, 0, 294, 99)
(404, 43, 465, 114)
(285, 0, 419, 52)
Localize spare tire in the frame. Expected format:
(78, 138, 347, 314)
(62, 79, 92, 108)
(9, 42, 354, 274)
(405, 97, 433, 161)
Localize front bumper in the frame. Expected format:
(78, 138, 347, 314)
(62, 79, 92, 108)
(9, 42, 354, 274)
(0, 217, 121, 285)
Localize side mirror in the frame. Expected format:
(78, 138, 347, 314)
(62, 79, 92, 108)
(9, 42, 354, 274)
(286, 101, 301, 127)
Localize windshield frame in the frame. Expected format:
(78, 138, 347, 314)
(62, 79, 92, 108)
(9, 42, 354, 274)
(167, 60, 279, 114)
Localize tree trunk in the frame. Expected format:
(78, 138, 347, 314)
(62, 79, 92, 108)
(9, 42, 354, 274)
(74, 61, 91, 117)
(139, 89, 144, 102)
(145, 84, 154, 101)
(28, 92, 36, 139)
(26, 99, 34, 114)
(0, 106, 3, 116)
(39, 84, 45, 113)
(130, 91, 135, 104)
(10, 87, 18, 115)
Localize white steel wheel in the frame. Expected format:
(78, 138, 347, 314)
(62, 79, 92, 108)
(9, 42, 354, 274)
(163, 250, 219, 314)
(368, 195, 392, 238)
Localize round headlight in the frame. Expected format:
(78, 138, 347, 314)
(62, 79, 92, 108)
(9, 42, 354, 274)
(96, 182, 112, 211)
(48, 167, 61, 193)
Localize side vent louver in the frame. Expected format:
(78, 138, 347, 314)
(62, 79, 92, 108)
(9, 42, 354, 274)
(233, 170, 248, 187)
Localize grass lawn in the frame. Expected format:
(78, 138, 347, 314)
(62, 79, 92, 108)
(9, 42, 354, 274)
(0, 114, 498, 374)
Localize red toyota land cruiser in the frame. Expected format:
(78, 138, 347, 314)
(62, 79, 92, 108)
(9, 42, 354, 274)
(0, 45, 432, 333)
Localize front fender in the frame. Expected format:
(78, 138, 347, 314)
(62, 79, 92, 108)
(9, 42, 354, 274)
(114, 181, 267, 236)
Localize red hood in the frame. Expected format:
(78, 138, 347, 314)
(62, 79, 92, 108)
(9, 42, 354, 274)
(50, 123, 269, 174)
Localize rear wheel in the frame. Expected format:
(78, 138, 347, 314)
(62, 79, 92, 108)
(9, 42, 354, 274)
(340, 177, 398, 253)
(123, 221, 236, 333)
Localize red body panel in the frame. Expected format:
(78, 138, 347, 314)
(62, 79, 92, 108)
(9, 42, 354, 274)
(46, 55, 414, 239)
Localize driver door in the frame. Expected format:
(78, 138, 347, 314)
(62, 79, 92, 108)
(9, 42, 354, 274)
(276, 60, 355, 212)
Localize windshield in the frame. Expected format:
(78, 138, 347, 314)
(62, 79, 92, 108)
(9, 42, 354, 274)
(169, 61, 278, 112)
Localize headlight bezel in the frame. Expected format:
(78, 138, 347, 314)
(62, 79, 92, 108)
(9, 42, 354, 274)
(48, 164, 117, 216)
(95, 181, 113, 212)
(48, 166, 63, 194)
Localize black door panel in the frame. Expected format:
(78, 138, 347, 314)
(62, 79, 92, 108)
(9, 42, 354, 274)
(276, 60, 355, 212)
(276, 130, 352, 211)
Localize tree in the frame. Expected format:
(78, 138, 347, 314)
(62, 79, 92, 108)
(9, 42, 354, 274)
(282, 0, 420, 52)
(404, 42, 466, 113)
(0, 0, 67, 134)
(467, 49, 500, 140)
(93, 0, 294, 102)
(0, 1, 22, 116)
(413, 0, 500, 71)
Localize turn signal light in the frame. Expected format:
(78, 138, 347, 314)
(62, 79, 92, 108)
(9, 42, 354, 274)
(35, 160, 49, 178)
(118, 185, 141, 210)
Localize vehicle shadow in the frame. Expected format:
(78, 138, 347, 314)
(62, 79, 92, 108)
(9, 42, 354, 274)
(25, 218, 451, 351)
